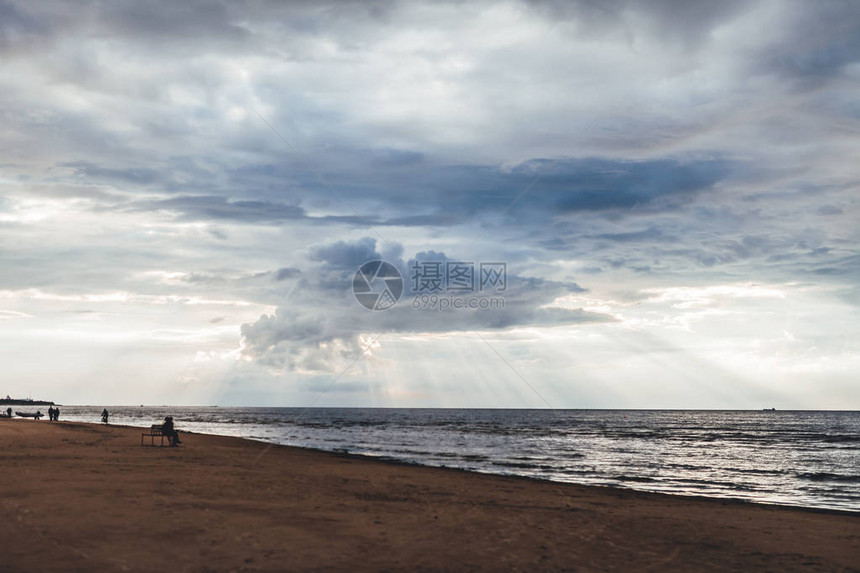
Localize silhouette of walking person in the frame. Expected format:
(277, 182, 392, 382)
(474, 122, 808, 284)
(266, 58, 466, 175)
(101, 409, 109, 424)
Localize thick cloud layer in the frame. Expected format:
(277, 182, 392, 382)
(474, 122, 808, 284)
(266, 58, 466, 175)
(0, 0, 857, 406)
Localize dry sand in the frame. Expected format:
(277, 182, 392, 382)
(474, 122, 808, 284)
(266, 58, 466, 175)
(0, 418, 857, 572)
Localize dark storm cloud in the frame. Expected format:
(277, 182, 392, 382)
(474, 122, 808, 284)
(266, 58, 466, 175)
(0, 0, 247, 55)
(311, 237, 381, 269)
(107, 156, 735, 229)
(239, 237, 605, 368)
(62, 162, 161, 186)
(506, 158, 734, 215)
(370, 149, 424, 168)
(529, 0, 860, 88)
(0, 0, 395, 58)
(591, 228, 670, 243)
(124, 195, 307, 223)
(99, 1, 252, 47)
(0, 0, 53, 54)
(174, 268, 301, 285)
(753, 0, 860, 87)
(326, 157, 735, 223)
(273, 267, 302, 281)
(817, 205, 843, 216)
(529, 0, 751, 46)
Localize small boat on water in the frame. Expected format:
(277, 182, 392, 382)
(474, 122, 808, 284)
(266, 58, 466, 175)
(16, 411, 43, 419)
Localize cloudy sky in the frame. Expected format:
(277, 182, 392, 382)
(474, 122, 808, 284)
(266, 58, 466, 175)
(1, 0, 858, 408)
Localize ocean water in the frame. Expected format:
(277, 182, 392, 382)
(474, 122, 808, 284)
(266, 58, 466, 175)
(48, 406, 859, 512)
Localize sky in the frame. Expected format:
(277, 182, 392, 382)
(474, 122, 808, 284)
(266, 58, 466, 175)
(0, 0, 858, 408)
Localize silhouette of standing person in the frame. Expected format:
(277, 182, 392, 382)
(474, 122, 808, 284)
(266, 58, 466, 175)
(47, 406, 54, 421)
(54, 407, 60, 421)
(5, 407, 11, 418)
(101, 409, 109, 424)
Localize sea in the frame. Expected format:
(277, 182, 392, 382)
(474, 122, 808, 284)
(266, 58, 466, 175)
(49, 406, 859, 513)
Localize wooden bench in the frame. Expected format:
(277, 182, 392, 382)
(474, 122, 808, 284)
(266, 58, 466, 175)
(141, 424, 166, 446)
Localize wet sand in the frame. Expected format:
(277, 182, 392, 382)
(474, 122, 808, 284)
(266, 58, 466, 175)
(0, 418, 857, 572)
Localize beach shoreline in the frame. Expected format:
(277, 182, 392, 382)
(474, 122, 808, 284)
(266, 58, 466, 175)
(193, 424, 860, 518)
(1, 418, 858, 572)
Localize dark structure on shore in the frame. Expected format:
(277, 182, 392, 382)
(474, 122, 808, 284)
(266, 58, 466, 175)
(1, 396, 55, 406)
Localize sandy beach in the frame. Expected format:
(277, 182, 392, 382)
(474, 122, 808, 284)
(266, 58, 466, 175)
(0, 419, 857, 572)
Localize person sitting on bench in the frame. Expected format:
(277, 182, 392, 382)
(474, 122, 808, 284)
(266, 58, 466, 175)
(161, 416, 181, 446)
